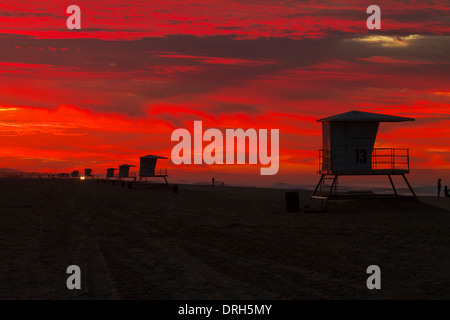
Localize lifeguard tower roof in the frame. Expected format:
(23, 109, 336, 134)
(140, 155, 168, 160)
(318, 110, 414, 122)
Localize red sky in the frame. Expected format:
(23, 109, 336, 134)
(0, 1, 449, 188)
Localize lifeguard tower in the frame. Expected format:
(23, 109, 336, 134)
(71, 170, 79, 178)
(138, 155, 168, 184)
(84, 168, 93, 178)
(106, 168, 117, 180)
(57, 173, 70, 178)
(306, 110, 417, 209)
(118, 164, 136, 181)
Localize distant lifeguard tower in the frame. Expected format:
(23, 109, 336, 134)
(106, 168, 117, 180)
(57, 173, 70, 178)
(71, 170, 79, 178)
(138, 155, 168, 184)
(84, 168, 93, 178)
(118, 164, 136, 181)
(306, 110, 417, 209)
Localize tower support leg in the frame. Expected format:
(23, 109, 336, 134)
(402, 174, 418, 200)
(388, 175, 398, 196)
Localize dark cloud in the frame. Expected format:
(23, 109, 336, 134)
(0, 32, 448, 117)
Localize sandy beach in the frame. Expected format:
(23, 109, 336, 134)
(0, 178, 449, 299)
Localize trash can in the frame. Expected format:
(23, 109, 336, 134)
(173, 184, 179, 193)
(285, 191, 300, 213)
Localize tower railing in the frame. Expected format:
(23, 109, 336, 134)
(153, 168, 168, 176)
(319, 148, 409, 173)
(140, 168, 168, 177)
(371, 148, 409, 171)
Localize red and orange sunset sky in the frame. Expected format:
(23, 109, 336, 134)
(0, 1, 449, 188)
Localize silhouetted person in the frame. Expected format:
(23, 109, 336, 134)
(212, 177, 215, 186)
(438, 178, 442, 197)
(445, 186, 450, 198)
